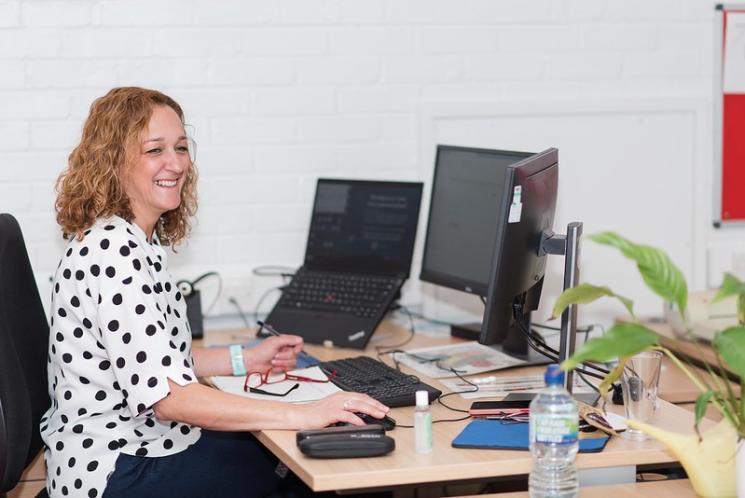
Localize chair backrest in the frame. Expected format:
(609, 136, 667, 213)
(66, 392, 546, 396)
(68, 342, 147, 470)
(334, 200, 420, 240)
(0, 214, 49, 493)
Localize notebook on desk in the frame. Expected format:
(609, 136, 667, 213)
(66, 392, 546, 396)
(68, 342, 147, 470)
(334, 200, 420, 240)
(264, 178, 423, 349)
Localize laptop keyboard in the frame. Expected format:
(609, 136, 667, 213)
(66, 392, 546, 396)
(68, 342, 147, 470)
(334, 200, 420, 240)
(318, 356, 442, 408)
(277, 270, 402, 318)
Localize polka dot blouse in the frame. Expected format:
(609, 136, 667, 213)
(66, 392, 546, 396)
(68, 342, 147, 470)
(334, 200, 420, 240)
(40, 216, 201, 498)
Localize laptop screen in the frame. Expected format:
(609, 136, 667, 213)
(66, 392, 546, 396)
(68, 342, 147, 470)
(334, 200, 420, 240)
(304, 179, 423, 276)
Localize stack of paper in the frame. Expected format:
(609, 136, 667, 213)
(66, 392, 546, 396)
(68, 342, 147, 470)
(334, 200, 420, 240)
(210, 366, 341, 403)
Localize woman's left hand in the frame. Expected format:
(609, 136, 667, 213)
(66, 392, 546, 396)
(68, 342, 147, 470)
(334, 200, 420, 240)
(244, 334, 304, 372)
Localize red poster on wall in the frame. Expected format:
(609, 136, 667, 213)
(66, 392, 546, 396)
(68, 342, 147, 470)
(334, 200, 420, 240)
(716, 5, 745, 225)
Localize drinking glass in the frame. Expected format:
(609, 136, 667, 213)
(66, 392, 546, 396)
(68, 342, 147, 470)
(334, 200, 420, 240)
(620, 350, 662, 441)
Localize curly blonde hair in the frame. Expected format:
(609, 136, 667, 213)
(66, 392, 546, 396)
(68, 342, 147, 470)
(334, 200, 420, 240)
(55, 87, 198, 246)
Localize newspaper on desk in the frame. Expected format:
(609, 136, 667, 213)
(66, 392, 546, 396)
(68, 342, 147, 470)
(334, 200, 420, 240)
(393, 341, 526, 379)
(209, 366, 341, 403)
(395, 341, 596, 399)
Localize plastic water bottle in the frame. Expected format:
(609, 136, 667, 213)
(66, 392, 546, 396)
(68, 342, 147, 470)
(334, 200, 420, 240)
(529, 364, 579, 498)
(414, 390, 432, 453)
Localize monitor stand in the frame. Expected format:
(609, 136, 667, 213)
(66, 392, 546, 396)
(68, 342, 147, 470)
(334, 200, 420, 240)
(449, 321, 481, 341)
(450, 322, 553, 368)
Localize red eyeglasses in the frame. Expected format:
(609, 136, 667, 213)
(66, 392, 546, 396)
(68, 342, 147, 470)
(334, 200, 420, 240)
(243, 368, 337, 397)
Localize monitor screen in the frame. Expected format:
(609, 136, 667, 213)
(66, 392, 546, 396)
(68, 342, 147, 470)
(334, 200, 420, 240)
(420, 146, 533, 296)
(304, 179, 423, 275)
(420, 145, 558, 364)
(480, 148, 558, 356)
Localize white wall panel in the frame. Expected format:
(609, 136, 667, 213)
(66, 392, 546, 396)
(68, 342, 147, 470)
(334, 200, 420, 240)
(418, 100, 708, 330)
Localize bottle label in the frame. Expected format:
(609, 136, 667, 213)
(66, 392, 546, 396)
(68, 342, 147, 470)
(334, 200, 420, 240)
(415, 411, 433, 453)
(530, 413, 578, 445)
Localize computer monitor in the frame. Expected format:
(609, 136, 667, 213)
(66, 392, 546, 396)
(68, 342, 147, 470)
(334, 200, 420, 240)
(420, 145, 558, 365)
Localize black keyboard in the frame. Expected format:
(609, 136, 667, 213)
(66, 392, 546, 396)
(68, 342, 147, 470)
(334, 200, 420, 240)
(318, 356, 442, 408)
(277, 270, 402, 318)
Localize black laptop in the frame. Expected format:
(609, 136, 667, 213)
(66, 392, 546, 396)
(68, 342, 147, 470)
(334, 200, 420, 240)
(265, 178, 423, 349)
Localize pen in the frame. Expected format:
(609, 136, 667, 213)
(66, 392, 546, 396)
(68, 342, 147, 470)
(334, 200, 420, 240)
(256, 320, 314, 362)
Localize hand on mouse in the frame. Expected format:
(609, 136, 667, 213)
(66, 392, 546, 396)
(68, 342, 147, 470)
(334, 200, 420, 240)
(290, 392, 389, 430)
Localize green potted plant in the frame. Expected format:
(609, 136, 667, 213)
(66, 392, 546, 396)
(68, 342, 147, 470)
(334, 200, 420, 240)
(551, 232, 745, 498)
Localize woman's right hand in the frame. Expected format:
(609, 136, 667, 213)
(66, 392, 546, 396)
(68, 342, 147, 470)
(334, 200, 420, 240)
(290, 392, 389, 430)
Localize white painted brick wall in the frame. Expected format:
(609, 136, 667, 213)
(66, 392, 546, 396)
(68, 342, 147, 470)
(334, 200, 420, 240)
(0, 0, 727, 322)
(21, 1, 91, 27)
(0, 121, 29, 151)
(252, 87, 336, 115)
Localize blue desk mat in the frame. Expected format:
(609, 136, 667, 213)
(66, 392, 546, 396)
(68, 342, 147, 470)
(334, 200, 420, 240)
(452, 419, 609, 453)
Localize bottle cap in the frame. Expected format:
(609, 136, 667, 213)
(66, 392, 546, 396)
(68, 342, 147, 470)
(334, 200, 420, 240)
(544, 364, 565, 385)
(415, 390, 429, 407)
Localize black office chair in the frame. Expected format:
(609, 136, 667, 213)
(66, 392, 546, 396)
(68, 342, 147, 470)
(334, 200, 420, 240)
(0, 214, 50, 498)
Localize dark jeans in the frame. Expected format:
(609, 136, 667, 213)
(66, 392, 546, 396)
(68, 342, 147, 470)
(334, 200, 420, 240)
(102, 430, 326, 498)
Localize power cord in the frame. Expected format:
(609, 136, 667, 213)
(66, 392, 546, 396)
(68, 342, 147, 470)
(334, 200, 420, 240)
(404, 310, 454, 327)
(248, 264, 296, 325)
(378, 346, 478, 425)
(434, 364, 478, 416)
(514, 303, 611, 374)
(228, 297, 252, 328)
(513, 307, 608, 382)
(176, 271, 222, 315)
(373, 304, 416, 359)
(252, 285, 286, 325)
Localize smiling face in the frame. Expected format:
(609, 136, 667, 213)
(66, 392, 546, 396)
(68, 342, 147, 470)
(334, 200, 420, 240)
(123, 105, 191, 237)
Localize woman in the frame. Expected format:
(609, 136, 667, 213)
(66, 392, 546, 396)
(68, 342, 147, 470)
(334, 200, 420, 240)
(41, 87, 389, 498)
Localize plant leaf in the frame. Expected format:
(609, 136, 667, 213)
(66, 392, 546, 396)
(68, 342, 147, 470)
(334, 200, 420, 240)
(589, 232, 635, 253)
(693, 390, 714, 440)
(550, 283, 634, 320)
(598, 359, 627, 398)
(561, 322, 659, 371)
(713, 326, 745, 380)
(588, 232, 688, 315)
(712, 273, 745, 303)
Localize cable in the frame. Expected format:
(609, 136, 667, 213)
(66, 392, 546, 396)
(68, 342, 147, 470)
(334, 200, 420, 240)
(405, 310, 454, 327)
(513, 312, 607, 382)
(201, 272, 223, 315)
(398, 367, 476, 426)
(176, 271, 222, 315)
(382, 349, 447, 376)
(374, 304, 416, 358)
(394, 412, 471, 429)
(575, 370, 600, 394)
(532, 322, 600, 335)
(529, 324, 610, 376)
(511, 303, 611, 378)
(435, 365, 479, 414)
(531, 322, 562, 331)
(252, 285, 285, 325)
(228, 297, 252, 328)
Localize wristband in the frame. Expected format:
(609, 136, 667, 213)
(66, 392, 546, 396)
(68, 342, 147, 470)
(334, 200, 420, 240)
(229, 344, 246, 376)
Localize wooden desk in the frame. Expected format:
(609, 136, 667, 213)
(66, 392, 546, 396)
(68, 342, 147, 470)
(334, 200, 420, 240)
(204, 323, 702, 493)
(466, 478, 694, 498)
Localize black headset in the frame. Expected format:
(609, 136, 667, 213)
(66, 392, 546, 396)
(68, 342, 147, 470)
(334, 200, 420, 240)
(176, 271, 220, 297)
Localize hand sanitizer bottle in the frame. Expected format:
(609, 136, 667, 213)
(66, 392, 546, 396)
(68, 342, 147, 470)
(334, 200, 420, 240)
(414, 390, 432, 453)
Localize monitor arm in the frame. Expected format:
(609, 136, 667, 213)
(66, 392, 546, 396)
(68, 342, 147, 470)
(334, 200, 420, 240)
(540, 222, 583, 393)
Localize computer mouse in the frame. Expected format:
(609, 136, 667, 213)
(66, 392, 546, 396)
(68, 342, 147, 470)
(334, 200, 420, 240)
(332, 413, 396, 431)
(352, 413, 396, 431)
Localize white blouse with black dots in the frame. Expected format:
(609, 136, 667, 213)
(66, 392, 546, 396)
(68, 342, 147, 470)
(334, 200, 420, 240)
(40, 216, 201, 498)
